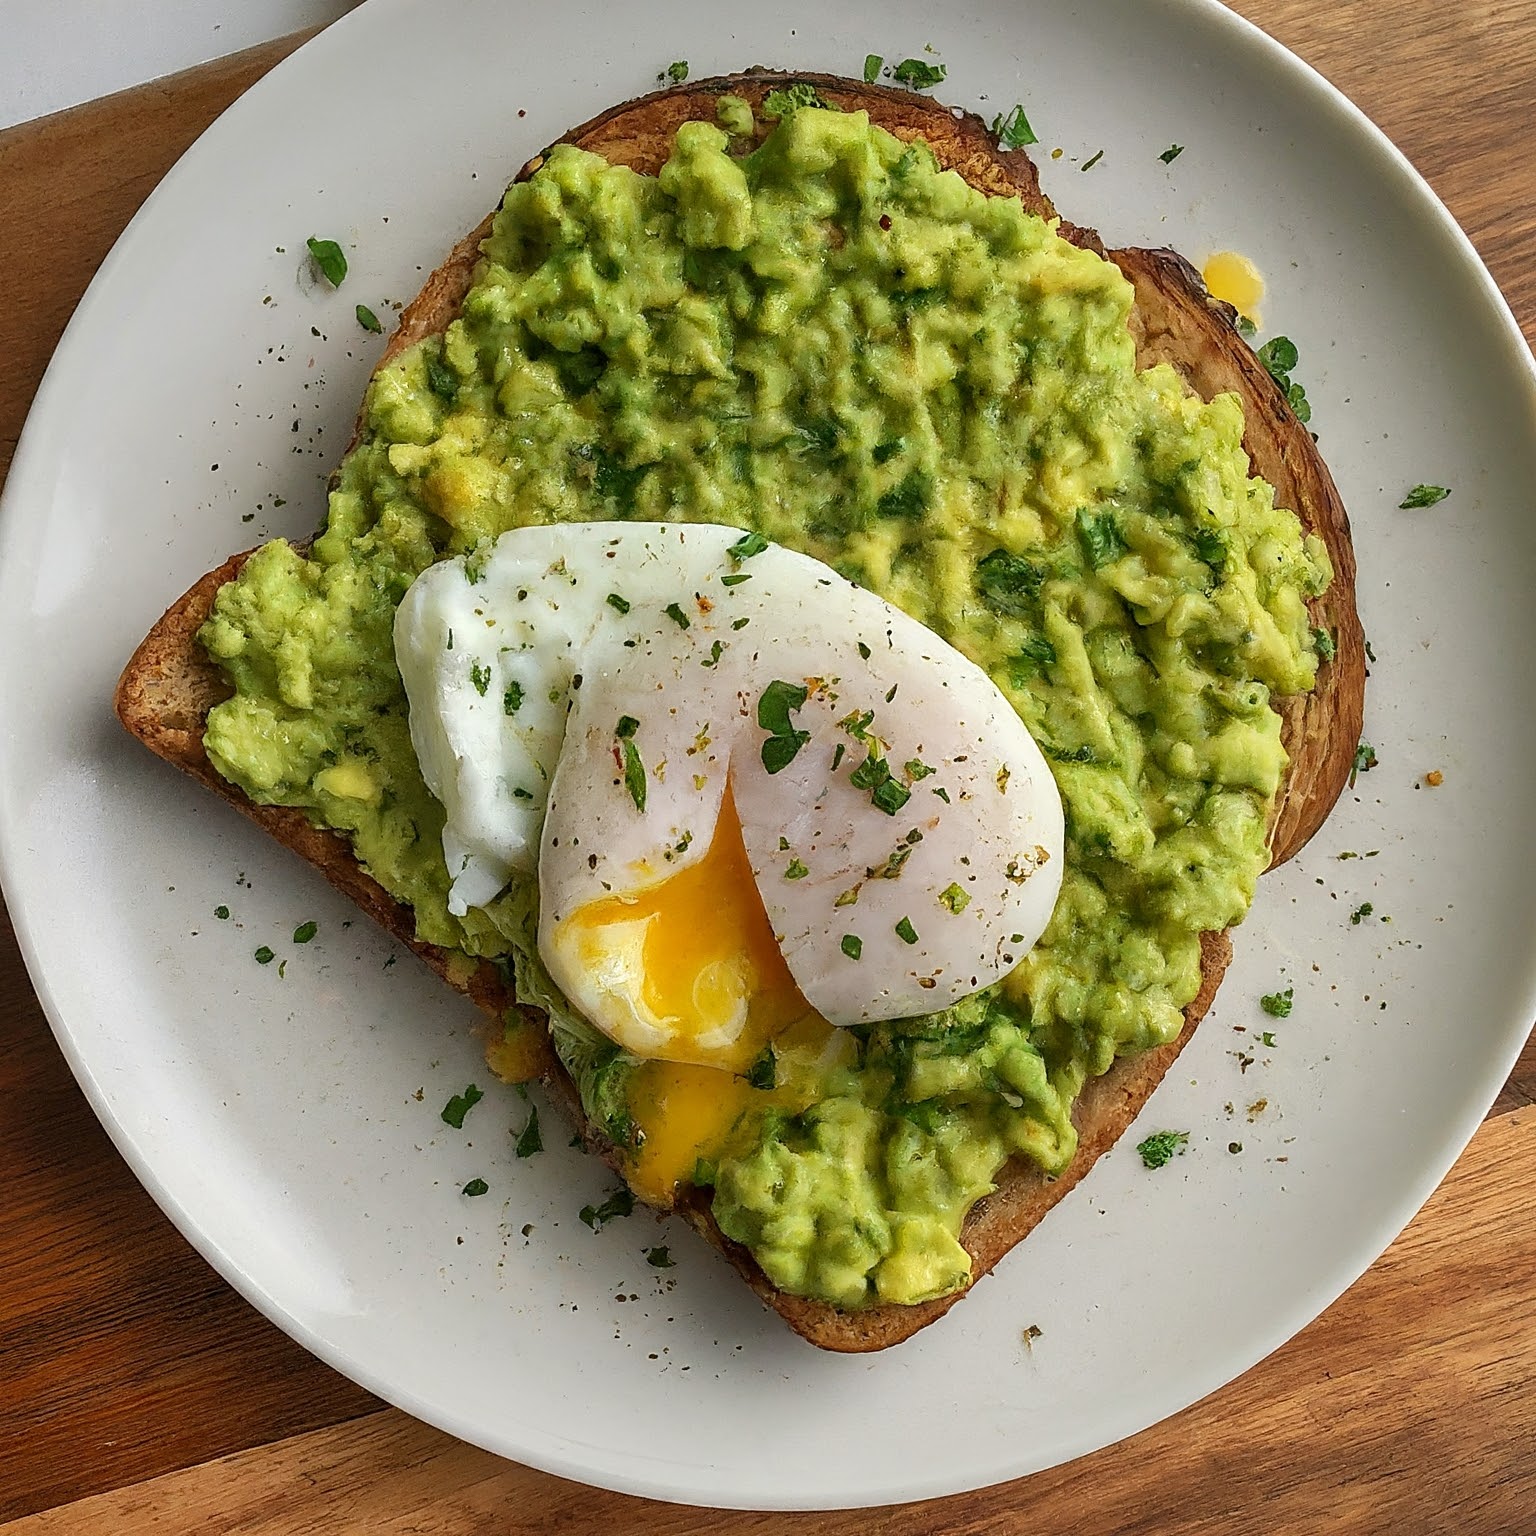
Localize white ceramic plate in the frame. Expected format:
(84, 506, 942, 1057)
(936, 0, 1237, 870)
(3, 0, 1534, 1510)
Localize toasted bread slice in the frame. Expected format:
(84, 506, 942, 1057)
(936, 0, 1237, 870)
(116, 71, 1364, 1351)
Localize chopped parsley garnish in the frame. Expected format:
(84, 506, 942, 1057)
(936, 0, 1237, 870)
(841, 933, 863, 960)
(933, 786, 951, 802)
(254, 945, 275, 965)
(441, 1084, 484, 1129)
(904, 758, 935, 780)
(746, 1046, 777, 1090)
(991, 103, 1038, 149)
(665, 60, 689, 83)
(757, 679, 811, 774)
(785, 857, 810, 880)
(857, 641, 872, 660)
(702, 639, 725, 668)
(1236, 314, 1257, 338)
(1159, 143, 1184, 163)
(1136, 1129, 1189, 1169)
(214, 905, 230, 920)
(1350, 902, 1375, 925)
(1312, 627, 1336, 662)
(892, 1097, 949, 1136)
(1010, 635, 1057, 675)
(728, 530, 769, 561)
(850, 751, 911, 815)
(1077, 508, 1128, 569)
(1192, 528, 1228, 569)
(355, 303, 383, 333)
(1349, 741, 1378, 787)
(938, 883, 970, 914)
(462, 1177, 489, 1198)
(646, 1245, 676, 1268)
(1260, 1030, 1278, 1048)
(832, 742, 847, 770)
(876, 469, 930, 520)
(606, 592, 631, 614)
(975, 548, 1044, 615)
(1081, 148, 1105, 171)
(615, 716, 647, 811)
(470, 661, 491, 696)
(894, 916, 919, 945)
(664, 601, 690, 629)
(868, 838, 918, 881)
(892, 58, 946, 89)
(720, 573, 751, 586)
(426, 353, 458, 401)
(579, 1188, 635, 1230)
(1255, 336, 1312, 424)
(840, 708, 876, 742)
(292, 920, 318, 945)
(762, 82, 827, 117)
(515, 1105, 543, 1158)
(1399, 483, 1451, 509)
(863, 53, 883, 83)
(306, 236, 347, 287)
(1260, 987, 1294, 1018)
(503, 681, 524, 716)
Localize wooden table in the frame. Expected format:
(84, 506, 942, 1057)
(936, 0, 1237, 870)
(3, 6, 1534, 1530)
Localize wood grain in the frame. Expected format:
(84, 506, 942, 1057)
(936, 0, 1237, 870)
(7, 1109, 1532, 1536)
(0, 901, 379, 1524)
(0, 3, 1534, 1528)
(1245, 0, 1536, 354)
(0, 33, 316, 491)
(0, 35, 380, 1527)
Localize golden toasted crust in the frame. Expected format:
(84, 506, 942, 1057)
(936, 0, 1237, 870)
(114, 70, 1364, 1352)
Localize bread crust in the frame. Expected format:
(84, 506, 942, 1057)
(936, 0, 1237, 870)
(114, 71, 1364, 1351)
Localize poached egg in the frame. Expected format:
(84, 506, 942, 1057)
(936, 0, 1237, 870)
(394, 522, 1064, 1190)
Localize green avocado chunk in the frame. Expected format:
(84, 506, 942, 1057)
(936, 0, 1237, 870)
(199, 104, 1330, 1310)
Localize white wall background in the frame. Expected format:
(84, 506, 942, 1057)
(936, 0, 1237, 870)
(0, 0, 362, 130)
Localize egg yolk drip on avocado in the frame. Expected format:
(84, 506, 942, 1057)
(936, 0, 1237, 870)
(579, 789, 840, 1205)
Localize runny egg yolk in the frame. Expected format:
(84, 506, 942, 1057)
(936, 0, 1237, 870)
(625, 1013, 847, 1206)
(1202, 250, 1265, 325)
(558, 789, 841, 1205)
(557, 787, 820, 1072)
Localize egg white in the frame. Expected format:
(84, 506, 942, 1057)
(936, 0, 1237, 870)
(394, 522, 1064, 1045)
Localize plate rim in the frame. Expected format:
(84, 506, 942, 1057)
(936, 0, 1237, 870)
(2, 0, 1535, 1510)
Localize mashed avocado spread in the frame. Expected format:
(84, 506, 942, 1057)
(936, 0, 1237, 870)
(200, 101, 1330, 1309)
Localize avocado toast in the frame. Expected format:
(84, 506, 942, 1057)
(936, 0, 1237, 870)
(115, 71, 1365, 1351)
